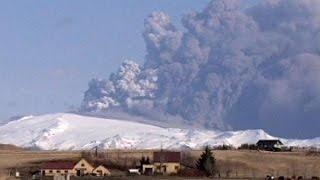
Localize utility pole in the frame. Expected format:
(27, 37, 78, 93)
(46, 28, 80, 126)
(95, 146, 98, 158)
(160, 142, 164, 174)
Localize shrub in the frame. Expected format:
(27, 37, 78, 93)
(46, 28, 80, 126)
(238, 143, 258, 150)
(181, 151, 196, 168)
(214, 144, 234, 150)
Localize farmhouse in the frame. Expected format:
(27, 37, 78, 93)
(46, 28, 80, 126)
(92, 165, 110, 176)
(257, 139, 284, 151)
(41, 161, 75, 177)
(153, 151, 181, 175)
(41, 158, 110, 177)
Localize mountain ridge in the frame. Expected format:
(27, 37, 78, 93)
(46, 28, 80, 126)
(0, 113, 319, 150)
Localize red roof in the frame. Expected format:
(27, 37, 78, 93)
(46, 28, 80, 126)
(42, 161, 76, 170)
(153, 151, 181, 163)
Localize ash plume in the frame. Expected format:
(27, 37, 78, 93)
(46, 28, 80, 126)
(82, 0, 320, 138)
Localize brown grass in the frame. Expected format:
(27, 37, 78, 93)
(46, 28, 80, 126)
(0, 150, 80, 169)
(190, 150, 320, 178)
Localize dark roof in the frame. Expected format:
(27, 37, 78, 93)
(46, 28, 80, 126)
(42, 161, 76, 170)
(257, 139, 283, 145)
(153, 151, 181, 163)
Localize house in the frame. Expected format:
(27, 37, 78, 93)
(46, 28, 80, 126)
(41, 161, 76, 177)
(257, 139, 284, 151)
(153, 151, 181, 175)
(92, 165, 110, 176)
(41, 158, 110, 177)
(140, 151, 182, 175)
(73, 158, 95, 176)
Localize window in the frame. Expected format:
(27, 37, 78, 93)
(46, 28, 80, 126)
(81, 163, 85, 167)
(49, 170, 53, 173)
(57, 170, 61, 173)
(175, 165, 179, 170)
(65, 170, 68, 173)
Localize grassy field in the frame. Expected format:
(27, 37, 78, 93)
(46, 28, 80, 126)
(191, 150, 320, 178)
(0, 145, 319, 179)
(0, 145, 80, 179)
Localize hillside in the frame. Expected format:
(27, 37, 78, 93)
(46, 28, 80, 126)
(0, 113, 319, 150)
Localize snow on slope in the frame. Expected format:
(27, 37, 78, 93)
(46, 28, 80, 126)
(0, 113, 319, 150)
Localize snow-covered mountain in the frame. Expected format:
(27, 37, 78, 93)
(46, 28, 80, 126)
(0, 113, 319, 150)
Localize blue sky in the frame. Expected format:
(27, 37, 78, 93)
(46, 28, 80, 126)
(0, 1, 211, 120)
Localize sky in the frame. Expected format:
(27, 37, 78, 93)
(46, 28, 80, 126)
(0, 0, 210, 121)
(1, 0, 318, 139)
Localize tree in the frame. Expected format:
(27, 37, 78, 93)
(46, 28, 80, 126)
(196, 146, 217, 177)
(140, 156, 150, 165)
(139, 156, 151, 171)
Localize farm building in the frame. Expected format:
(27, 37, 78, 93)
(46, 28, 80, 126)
(153, 151, 181, 175)
(257, 139, 284, 151)
(92, 165, 110, 176)
(41, 158, 110, 177)
(41, 161, 75, 177)
(142, 164, 154, 175)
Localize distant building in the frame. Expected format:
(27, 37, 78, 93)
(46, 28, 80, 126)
(8, 169, 21, 178)
(257, 139, 284, 151)
(73, 158, 95, 176)
(41, 161, 76, 177)
(153, 151, 181, 175)
(142, 164, 154, 175)
(41, 158, 110, 177)
(92, 165, 110, 176)
(128, 168, 141, 175)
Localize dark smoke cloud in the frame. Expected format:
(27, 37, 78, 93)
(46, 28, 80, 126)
(82, 0, 320, 138)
